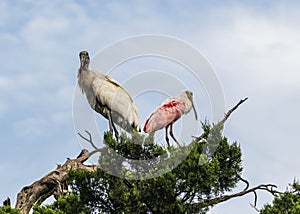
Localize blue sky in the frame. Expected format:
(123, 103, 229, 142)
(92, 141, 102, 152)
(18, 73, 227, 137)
(1, 0, 300, 213)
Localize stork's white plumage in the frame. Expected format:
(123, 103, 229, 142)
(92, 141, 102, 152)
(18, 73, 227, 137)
(77, 51, 140, 138)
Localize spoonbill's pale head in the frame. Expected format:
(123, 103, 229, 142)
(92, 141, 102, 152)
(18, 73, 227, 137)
(181, 90, 198, 120)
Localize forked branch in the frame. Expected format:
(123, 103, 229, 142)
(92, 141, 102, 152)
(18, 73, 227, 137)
(219, 97, 248, 126)
(78, 130, 104, 157)
(187, 181, 283, 212)
(78, 130, 99, 150)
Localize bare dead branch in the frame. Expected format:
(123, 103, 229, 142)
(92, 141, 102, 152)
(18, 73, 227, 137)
(253, 190, 258, 206)
(15, 131, 106, 213)
(78, 130, 99, 150)
(88, 148, 105, 158)
(238, 175, 250, 191)
(194, 98, 248, 142)
(15, 150, 97, 214)
(3, 197, 11, 206)
(186, 182, 283, 212)
(218, 97, 248, 126)
(77, 130, 105, 158)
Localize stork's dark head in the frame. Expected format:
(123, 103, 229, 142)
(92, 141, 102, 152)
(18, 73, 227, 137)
(79, 51, 90, 70)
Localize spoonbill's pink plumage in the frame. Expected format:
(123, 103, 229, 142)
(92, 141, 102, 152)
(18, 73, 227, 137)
(143, 90, 198, 147)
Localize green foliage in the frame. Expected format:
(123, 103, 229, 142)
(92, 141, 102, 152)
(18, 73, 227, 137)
(66, 123, 243, 213)
(12, 119, 300, 213)
(98, 131, 167, 179)
(103, 131, 166, 160)
(33, 193, 88, 214)
(260, 180, 300, 214)
(0, 206, 20, 214)
(36, 122, 243, 213)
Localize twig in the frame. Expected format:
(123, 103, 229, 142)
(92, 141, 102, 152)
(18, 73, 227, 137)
(219, 97, 248, 126)
(238, 175, 250, 191)
(253, 190, 258, 206)
(193, 132, 208, 143)
(194, 98, 248, 142)
(78, 130, 99, 150)
(3, 197, 11, 206)
(77, 130, 104, 158)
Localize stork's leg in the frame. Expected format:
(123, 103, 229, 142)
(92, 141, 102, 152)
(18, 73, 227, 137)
(165, 125, 170, 147)
(169, 123, 181, 147)
(107, 110, 119, 140)
(113, 125, 119, 140)
(107, 111, 114, 132)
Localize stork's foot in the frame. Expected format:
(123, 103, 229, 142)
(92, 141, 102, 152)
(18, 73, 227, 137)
(114, 132, 119, 142)
(112, 126, 119, 141)
(108, 130, 119, 141)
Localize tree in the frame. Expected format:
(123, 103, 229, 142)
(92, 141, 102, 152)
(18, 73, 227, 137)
(6, 98, 298, 213)
(32, 124, 243, 213)
(59, 126, 242, 213)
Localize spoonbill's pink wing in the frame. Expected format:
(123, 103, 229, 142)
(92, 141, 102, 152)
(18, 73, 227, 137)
(143, 98, 185, 133)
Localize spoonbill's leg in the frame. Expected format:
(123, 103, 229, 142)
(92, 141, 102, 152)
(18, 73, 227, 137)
(165, 125, 171, 147)
(169, 123, 181, 147)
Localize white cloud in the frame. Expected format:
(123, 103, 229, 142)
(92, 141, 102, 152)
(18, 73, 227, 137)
(198, 5, 300, 88)
(20, 15, 71, 51)
(0, 102, 8, 117)
(0, 32, 20, 44)
(0, 76, 14, 90)
(13, 117, 48, 139)
(50, 111, 70, 124)
(233, 16, 300, 85)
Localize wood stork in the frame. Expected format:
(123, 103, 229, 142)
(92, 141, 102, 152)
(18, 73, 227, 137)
(143, 90, 198, 147)
(77, 51, 140, 139)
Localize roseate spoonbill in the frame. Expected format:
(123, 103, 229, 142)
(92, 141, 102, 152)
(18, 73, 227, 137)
(143, 90, 198, 147)
(77, 51, 140, 139)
